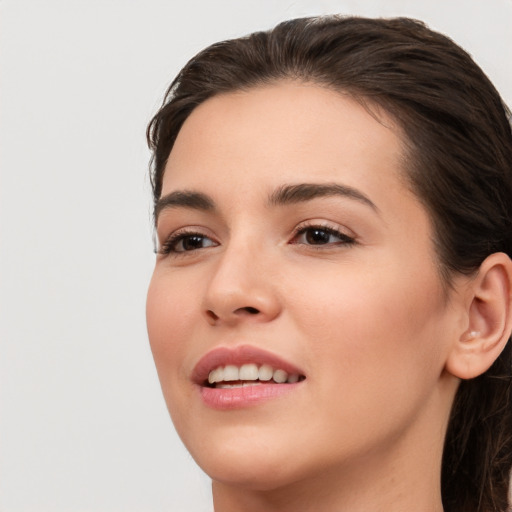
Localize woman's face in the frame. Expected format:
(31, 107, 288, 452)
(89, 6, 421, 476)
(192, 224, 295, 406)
(147, 83, 462, 489)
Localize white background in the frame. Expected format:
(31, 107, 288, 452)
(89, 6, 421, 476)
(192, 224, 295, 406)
(1, 1, 511, 511)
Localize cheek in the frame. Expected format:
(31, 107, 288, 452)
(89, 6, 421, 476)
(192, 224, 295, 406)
(288, 260, 448, 398)
(281, 266, 450, 458)
(146, 270, 203, 439)
(146, 270, 195, 384)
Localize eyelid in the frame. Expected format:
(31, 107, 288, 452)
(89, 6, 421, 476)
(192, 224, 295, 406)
(290, 220, 357, 245)
(157, 226, 219, 256)
(155, 219, 356, 256)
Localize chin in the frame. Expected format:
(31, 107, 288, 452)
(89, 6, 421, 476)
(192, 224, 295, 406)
(185, 432, 306, 491)
(204, 458, 300, 492)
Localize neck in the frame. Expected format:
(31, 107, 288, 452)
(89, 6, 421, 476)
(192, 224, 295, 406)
(212, 451, 444, 512)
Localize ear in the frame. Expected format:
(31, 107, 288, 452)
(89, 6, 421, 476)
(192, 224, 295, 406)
(445, 252, 512, 380)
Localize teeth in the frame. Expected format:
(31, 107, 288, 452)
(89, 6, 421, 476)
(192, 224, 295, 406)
(217, 383, 242, 389)
(218, 382, 263, 389)
(273, 369, 288, 383)
(223, 365, 239, 381)
(208, 367, 223, 384)
(258, 364, 273, 381)
(239, 363, 259, 380)
(207, 363, 303, 386)
(243, 381, 262, 387)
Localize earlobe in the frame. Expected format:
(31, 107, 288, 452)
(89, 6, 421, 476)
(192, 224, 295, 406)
(445, 252, 512, 380)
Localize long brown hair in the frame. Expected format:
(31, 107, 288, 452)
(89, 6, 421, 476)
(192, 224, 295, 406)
(147, 16, 512, 511)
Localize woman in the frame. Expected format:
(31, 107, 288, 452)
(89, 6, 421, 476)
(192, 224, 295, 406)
(145, 16, 512, 512)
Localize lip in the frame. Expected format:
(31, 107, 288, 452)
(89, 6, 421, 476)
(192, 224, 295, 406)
(192, 344, 305, 384)
(192, 345, 306, 410)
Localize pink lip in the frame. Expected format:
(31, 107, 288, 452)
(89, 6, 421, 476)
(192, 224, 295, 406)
(200, 382, 302, 409)
(192, 345, 305, 384)
(192, 345, 306, 410)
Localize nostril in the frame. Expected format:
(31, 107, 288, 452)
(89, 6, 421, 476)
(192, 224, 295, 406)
(243, 307, 259, 315)
(205, 306, 262, 322)
(206, 310, 219, 321)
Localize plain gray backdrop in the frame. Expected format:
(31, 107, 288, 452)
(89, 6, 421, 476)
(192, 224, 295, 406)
(1, 1, 511, 510)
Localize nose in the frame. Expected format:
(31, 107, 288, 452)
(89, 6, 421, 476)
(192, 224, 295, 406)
(202, 241, 281, 326)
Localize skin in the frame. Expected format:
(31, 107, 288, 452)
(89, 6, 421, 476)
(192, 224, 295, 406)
(146, 82, 472, 512)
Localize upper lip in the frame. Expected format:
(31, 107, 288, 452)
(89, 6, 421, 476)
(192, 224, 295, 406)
(192, 345, 305, 385)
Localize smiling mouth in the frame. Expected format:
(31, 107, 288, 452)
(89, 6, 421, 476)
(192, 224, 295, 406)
(206, 363, 306, 388)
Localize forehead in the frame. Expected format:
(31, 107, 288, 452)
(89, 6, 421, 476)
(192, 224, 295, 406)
(163, 82, 406, 196)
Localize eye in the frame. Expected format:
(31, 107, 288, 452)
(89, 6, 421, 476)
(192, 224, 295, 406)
(160, 231, 218, 255)
(291, 225, 356, 246)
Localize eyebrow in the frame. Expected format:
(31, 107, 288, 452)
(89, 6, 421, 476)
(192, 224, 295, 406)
(268, 183, 378, 211)
(155, 190, 216, 220)
(155, 181, 378, 222)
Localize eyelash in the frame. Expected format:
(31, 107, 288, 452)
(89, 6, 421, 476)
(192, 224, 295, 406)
(158, 223, 356, 256)
(159, 229, 218, 256)
(290, 223, 356, 247)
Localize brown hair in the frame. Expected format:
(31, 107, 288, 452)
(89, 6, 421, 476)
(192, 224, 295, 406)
(147, 16, 512, 511)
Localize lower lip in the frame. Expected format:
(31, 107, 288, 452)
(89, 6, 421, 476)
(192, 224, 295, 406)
(200, 382, 302, 410)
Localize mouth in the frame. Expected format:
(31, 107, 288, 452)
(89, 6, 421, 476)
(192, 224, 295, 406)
(206, 363, 306, 388)
(193, 345, 306, 408)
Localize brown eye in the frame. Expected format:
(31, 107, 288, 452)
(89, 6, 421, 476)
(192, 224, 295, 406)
(161, 232, 218, 254)
(178, 235, 210, 251)
(293, 226, 355, 246)
(304, 228, 332, 245)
